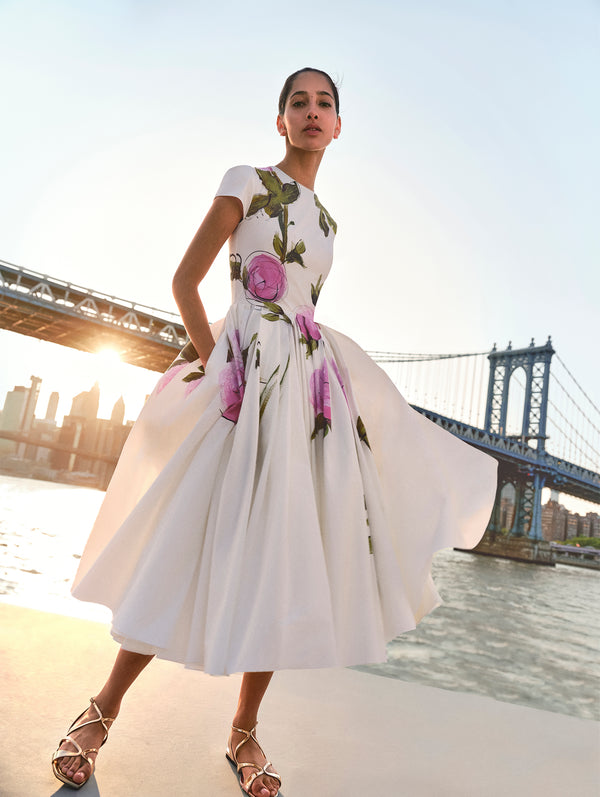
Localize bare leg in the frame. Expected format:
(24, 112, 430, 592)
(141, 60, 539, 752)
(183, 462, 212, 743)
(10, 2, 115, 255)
(56, 648, 154, 787)
(229, 671, 280, 797)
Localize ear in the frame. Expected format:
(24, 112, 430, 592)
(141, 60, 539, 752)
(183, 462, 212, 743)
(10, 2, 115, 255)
(333, 115, 342, 140)
(276, 114, 287, 137)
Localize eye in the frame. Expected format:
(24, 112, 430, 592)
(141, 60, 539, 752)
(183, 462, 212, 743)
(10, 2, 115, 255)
(292, 100, 305, 107)
(319, 101, 332, 108)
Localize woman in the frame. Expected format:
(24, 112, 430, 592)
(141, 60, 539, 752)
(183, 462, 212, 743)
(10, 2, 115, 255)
(52, 68, 497, 796)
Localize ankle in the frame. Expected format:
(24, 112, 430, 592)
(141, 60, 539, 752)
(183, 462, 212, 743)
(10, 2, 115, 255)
(232, 714, 258, 732)
(93, 692, 121, 718)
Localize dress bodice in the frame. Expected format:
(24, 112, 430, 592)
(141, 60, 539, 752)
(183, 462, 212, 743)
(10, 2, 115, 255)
(216, 165, 337, 321)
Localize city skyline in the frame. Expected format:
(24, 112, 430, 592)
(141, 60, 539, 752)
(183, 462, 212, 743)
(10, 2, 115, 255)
(0, 374, 135, 490)
(0, 372, 598, 524)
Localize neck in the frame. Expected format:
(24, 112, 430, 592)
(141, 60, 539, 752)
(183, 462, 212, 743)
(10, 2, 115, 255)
(275, 147, 325, 191)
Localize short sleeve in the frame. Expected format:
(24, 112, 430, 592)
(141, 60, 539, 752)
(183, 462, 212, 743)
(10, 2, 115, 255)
(214, 165, 256, 217)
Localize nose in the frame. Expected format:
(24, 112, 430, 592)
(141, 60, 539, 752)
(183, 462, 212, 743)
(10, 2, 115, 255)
(307, 107, 319, 119)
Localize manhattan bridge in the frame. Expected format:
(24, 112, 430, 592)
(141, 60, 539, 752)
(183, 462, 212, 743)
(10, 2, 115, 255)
(1, 259, 598, 546)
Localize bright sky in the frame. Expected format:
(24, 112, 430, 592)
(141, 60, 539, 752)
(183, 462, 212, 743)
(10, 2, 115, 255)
(0, 2, 598, 471)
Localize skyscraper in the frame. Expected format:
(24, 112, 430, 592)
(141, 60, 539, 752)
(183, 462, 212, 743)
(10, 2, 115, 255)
(45, 392, 59, 422)
(70, 382, 100, 420)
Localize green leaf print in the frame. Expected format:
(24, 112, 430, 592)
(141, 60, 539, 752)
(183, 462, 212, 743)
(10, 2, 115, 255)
(230, 254, 242, 281)
(258, 356, 290, 419)
(314, 195, 337, 237)
(261, 301, 292, 325)
(311, 275, 324, 307)
(311, 412, 331, 440)
(246, 193, 269, 217)
(168, 340, 200, 368)
(247, 169, 300, 220)
(363, 496, 373, 554)
(299, 335, 319, 358)
(356, 416, 371, 449)
(273, 234, 284, 260)
(182, 365, 206, 383)
(239, 333, 257, 371)
(285, 240, 306, 267)
(279, 354, 290, 385)
(259, 365, 280, 419)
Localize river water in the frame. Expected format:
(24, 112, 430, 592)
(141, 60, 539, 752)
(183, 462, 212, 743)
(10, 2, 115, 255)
(1, 474, 598, 721)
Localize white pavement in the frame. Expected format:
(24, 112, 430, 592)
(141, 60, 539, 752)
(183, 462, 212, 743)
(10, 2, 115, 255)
(0, 604, 598, 797)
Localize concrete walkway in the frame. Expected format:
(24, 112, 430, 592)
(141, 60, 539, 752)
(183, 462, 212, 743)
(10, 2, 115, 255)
(1, 603, 598, 797)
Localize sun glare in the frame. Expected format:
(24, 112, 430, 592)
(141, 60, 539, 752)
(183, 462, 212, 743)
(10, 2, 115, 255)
(96, 348, 122, 364)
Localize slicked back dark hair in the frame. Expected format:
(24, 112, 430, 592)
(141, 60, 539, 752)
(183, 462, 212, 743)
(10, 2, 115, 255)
(278, 68, 340, 116)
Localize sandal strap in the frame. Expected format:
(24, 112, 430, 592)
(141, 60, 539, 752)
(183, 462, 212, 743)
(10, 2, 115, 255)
(52, 736, 96, 771)
(228, 724, 281, 791)
(230, 723, 266, 761)
(66, 697, 115, 748)
(244, 762, 282, 790)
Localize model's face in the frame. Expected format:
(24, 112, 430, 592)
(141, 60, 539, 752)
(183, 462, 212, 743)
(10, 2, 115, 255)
(277, 71, 341, 150)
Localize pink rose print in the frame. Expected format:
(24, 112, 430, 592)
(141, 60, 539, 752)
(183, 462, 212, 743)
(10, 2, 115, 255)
(155, 363, 186, 394)
(245, 253, 287, 302)
(219, 330, 245, 423)
(296, 305, 321, 342)
(309, 362, 331, 439)
(184, 378, 203, 397)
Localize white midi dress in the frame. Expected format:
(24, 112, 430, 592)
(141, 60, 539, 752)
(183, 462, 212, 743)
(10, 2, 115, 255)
(72, 165, 498, 675)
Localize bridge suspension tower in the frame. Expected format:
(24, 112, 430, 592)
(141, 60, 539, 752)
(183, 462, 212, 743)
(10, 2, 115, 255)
(484, 337, 554, 540)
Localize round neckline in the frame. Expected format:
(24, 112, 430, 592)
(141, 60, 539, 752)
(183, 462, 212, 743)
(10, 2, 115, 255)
(272, 165, 315, 195)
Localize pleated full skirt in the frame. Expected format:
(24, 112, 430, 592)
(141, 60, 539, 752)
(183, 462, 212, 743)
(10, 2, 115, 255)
(72, 305, 497, 675)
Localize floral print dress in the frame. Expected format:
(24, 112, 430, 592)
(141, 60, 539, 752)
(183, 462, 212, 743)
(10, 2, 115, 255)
(72, 165, 497, 675)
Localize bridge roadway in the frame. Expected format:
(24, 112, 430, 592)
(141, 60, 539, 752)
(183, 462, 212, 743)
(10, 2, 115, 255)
(0, 259, 185, 371)
(2, 259, 599, 505)
(0, 430, 117, 465)
(417, 407, 600, 505)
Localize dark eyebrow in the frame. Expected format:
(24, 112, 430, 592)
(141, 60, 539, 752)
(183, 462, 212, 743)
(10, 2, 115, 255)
(290, 90, 334, 100)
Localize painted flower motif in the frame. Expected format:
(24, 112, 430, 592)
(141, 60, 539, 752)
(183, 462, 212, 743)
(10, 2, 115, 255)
(183, 365, 206, 396)
(296, 305, 322, 357)
(356, 416, 371, 449)
(296, 305, 321, 341)
(155, 363, 186, 394)
(245, 253, 287, 302)
(219, 330, 246, 423)
(310, 362, 331, 439)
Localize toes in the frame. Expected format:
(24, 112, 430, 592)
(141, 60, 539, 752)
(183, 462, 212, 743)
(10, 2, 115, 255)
(250, 775, 276, 797)
(59, 755, 91, 784)
(72, 768, 88, 784)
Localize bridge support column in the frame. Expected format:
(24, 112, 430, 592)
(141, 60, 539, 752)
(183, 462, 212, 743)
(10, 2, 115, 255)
(513, 469, 545, 540)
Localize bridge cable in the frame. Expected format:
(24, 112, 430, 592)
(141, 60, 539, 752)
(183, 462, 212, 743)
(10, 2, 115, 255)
(367, 350, 491, 363)
(550, 374, 600, 438)
(555, 354, 600, 415)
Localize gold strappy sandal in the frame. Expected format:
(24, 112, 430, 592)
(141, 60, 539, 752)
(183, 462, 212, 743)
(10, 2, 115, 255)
(226, 723, 282, 795)
(52, 697, 115, 789)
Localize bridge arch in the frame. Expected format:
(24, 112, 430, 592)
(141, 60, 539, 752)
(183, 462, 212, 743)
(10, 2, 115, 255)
(505, 366, 527, 441)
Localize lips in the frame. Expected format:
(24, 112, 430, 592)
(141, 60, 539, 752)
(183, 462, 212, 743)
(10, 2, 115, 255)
(303, 125, 322, 132)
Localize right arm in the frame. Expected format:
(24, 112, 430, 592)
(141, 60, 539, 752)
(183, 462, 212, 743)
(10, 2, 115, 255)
(172, 195, 243, 365)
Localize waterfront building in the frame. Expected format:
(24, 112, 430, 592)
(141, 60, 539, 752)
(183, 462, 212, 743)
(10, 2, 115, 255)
(0, 386, 28, 454)
(17, 376, 42, 458)
(541, 500, 569, 541)
(566, 514, 579, 539)
(110, 396, 125, 426)
(69, 382, 100, 420)
(45, 392, 59, 422)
